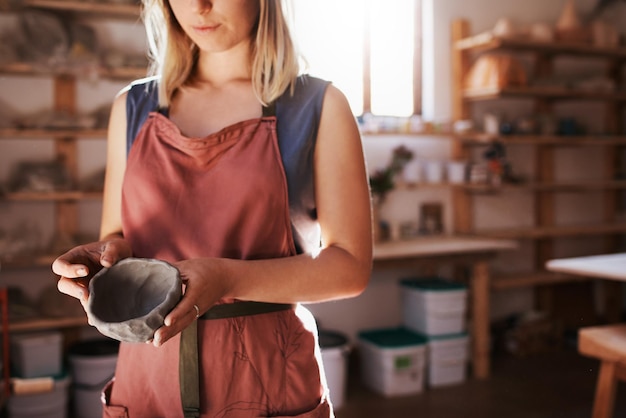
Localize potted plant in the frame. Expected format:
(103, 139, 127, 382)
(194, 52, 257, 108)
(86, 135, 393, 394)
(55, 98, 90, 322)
(369, 145, 414, 241)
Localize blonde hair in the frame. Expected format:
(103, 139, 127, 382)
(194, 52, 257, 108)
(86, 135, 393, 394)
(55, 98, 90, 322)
(142, 0, 300, 107)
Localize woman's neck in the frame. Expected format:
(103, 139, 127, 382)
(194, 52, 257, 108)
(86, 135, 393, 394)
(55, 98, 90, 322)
(194, 43, 253, 86)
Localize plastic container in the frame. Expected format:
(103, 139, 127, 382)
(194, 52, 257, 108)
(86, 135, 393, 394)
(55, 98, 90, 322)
(319, 330, 350, 410)
(447, 161, 467, 184)
(10, 332, 62, 378)
(68, 339, 120, 418)
(357, 327, 427, 397)
(427, 333, 469, 387)
(8, 375, 70, 418)
(424, 160, 444, 183)
(400, 278, 468, 336)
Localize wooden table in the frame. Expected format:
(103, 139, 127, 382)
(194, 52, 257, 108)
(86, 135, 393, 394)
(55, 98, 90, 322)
(373, 235, 517, 379)
(546, 253, 626, 323)
(546, 254, 626, 418)
(546, 253, 626, 282)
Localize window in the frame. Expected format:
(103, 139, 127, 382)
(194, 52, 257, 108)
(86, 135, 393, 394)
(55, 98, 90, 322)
(291, 0, 422, 117)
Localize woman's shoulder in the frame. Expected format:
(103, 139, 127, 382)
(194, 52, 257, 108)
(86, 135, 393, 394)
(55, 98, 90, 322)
(276, 74, 330, 113)
(125, 76, 160, 103)
(290, 75, 330, 98)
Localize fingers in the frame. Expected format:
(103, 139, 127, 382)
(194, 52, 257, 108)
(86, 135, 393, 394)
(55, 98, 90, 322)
(99, 241, 121, 268)
(51, 257, 89, 279)
(52, 238, 131, 278)
(57, 276, 89, 304)
(152, 302, 200, 347)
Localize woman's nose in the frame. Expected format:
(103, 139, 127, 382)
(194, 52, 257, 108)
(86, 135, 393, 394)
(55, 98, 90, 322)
(190, 0, 212, 14)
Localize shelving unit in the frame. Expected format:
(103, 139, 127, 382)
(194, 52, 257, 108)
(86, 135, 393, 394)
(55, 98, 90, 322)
(451, 19, 626, 322)
(20, 0, 140, 17)
(0, 3, 145, 334)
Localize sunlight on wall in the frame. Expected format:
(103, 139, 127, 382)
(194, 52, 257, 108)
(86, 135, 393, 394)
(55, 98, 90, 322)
(291, 0, 415, 117)
(369, 1, 415, 116)
(292, 1, 364, 114)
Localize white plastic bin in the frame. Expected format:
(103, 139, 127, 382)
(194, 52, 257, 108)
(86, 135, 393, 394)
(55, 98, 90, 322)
(319, 330, 350, 410)
(8, 375, 70, 418)
(68, 339, 119, 418)
(427, 333, 469, 387)
(357, 327, 427, 397)
(401, 278, 468, 336)
(447, 161, 467, 184)
(10, 332, 62, 378)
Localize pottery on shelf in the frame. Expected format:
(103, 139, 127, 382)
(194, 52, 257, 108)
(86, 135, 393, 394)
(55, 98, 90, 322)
(591, 20, 620, 48)
(529, 22, 555, 42)
(492, 17, 517, 39)
(555, 0, 591, 43)
(556, 0, 582, 30)
(86, 257, 182, 343)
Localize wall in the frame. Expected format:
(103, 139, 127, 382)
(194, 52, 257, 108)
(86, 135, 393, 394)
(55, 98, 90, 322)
(309, 0, 610, 341)
(0, 0, 615, 344)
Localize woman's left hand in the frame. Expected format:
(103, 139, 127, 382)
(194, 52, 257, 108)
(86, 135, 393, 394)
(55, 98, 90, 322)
(151, 258, 229, 347)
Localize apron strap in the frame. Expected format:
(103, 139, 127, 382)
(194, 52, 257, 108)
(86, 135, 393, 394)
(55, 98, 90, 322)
(180, 320, 200, 418)
(262, 102, 276, 117)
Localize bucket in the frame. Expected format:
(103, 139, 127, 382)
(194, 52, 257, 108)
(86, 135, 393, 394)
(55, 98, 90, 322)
(319, 330, 350, 410)
(68, 339, 119, 418)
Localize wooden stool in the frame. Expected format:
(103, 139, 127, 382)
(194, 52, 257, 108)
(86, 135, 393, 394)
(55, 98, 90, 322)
(579, 324, 626, 418)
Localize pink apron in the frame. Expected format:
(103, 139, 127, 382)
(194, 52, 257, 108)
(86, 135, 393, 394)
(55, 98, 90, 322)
(102, 112, 331, 418)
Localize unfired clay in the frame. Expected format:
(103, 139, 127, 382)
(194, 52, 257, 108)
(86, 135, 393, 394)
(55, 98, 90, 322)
(86, 258, 182, 343)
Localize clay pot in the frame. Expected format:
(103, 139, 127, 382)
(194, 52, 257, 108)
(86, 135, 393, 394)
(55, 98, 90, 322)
(492, 18, 517, 38)
(556, 0, 582, 31)
(529, 23, 555, 42)
(556, 0, 591, 43)
(591, 20, 620, 48)
(86, 258, 182, 343)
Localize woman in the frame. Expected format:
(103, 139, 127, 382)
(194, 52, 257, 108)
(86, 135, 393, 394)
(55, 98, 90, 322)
(52, 0, 372, 416)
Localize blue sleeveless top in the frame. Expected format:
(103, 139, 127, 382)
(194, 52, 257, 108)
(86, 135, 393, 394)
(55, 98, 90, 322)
(125, 75, 330, 255)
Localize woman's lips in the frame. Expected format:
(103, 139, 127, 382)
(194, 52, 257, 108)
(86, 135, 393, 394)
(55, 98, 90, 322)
(192, 24, 219, 33)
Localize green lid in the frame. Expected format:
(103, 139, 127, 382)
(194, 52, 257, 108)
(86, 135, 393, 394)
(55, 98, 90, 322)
(358, 327, 427, 348)
(400, 277, 466, 291)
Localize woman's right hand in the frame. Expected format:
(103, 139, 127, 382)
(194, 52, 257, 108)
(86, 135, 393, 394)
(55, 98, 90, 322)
(52, 235, 131, 305)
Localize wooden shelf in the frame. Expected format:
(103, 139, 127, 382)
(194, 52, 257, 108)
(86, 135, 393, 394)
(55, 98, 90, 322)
(0, 128, 107, 139)
(104, 65, 149, 81)
(0, 62, 147, 81)
(460, 180, 626, 194)
(457, 133, 626, 146)
(361, 131, 453, 138)
(455, 31, 626, 59)
(396, 182, 457, 190)
(463, 85, 626, 102)
(363, 132, 626, 147)
(20, 0, 140, 17)
(6, 316, 88, 333)
(1, 254, 62, 269)
(0, 0, 137, 354)
(478, 223, 626, 240)
(2, 190, 102, 201)
(491, 270, 590, 290)
(451, 17, 626, 361)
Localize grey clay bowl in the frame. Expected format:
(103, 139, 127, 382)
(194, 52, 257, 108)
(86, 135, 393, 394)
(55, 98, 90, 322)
(86, 258, 182, 343)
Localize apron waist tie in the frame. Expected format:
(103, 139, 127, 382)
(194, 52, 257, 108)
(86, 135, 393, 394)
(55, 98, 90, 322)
(200, 301, 295, 320)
